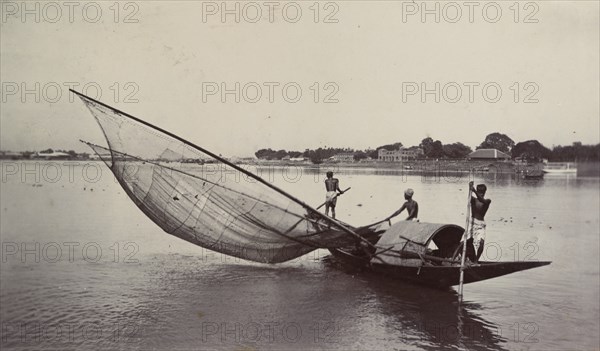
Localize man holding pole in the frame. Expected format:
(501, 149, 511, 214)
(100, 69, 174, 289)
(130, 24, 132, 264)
(385, 188, 419, 222)
(459, 180, 492, 298)
(324, 171, 345, 219)
(467, 181, 491, 263)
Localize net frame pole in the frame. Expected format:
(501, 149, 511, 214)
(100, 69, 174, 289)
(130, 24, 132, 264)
(71, 89, 377, 250)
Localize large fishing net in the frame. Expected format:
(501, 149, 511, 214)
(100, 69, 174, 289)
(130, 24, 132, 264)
(76, 91, 374, 263)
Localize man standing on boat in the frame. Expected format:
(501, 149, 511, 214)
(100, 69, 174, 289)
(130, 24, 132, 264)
(324, 171, 344, 219)
(468, 181, 491, 263)
(385, 188, 419, 222)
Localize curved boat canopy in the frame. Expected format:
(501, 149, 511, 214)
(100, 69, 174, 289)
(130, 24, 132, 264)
(376, 222, 465, 264)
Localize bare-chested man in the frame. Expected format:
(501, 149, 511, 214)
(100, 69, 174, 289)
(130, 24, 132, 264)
(324, 171, 344, 218)
(467, 181, 491, 263)
(385, 188, 419, 222)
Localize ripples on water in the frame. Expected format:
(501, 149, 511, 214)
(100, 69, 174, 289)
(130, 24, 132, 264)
(1, 162, 598, 350)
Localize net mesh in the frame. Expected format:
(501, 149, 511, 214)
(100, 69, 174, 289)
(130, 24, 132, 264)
(78, 94, 366, 263)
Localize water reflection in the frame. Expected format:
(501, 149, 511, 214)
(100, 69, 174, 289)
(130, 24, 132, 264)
(132, 252, 508, 350)
(323, 257, 507, 351)
(365, 278, 505, 351)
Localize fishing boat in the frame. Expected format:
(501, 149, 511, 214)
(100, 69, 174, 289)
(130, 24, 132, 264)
(330, 221, 551, 288)
(72, 90, 550, 289)
(543, 162, 577, 174)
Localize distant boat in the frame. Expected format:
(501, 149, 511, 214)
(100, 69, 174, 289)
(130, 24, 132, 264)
(330, 221, 551, 288)
(543, 162, 577, 174)
(522, 169, 544, 180)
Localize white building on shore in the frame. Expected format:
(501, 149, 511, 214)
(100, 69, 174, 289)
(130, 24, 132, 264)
(33, 151, 70, 160)
(330, 153, 355, 162)
(378, 147, 424, 162)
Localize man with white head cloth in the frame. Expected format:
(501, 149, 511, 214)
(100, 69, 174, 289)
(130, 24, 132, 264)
(385, 188, 419, 222)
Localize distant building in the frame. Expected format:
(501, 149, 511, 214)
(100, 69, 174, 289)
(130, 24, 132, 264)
(330, 153, 355, 162)
(467, 149, 511, 161)
(33, 151, 70, 160)
(0, 151, 24, 160)
(378, 147, 424, 162)
(290, 157, 305, 162)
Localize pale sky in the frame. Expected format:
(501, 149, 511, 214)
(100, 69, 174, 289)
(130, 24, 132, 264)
(1, 1, 598, 157)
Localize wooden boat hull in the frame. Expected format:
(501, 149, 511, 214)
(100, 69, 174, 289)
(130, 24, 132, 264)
(329, 248, 551, 288)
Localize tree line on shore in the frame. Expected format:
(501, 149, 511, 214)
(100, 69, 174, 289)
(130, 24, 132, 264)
(0, 149, 91, 160)
(255, 133, 600, 164)
(3, 134, 598, 163)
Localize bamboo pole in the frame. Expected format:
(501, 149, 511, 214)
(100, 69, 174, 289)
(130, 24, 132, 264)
(458, 182, 473, 299)
(315, 187, 351, 210)
(281, 187, 351, 235)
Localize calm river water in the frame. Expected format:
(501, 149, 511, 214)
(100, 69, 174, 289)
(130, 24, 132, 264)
(1, 161, 598, 350)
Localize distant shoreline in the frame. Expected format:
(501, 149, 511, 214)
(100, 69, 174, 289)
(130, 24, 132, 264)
(3, 157, 597, 176)
(1, 158, 598, 177)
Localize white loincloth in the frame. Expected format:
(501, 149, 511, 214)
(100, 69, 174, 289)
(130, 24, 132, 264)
(325, 191, 338, 206)
(469, 218, 486, 252)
